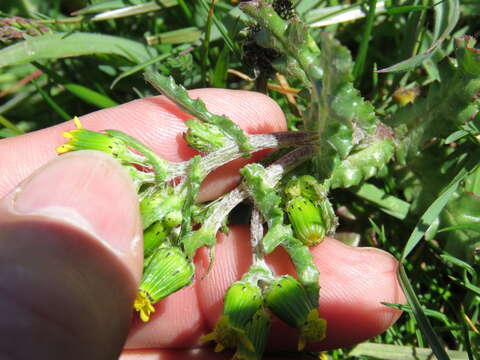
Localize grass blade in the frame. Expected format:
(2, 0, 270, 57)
(111, 44, 192, 88)
(0, 32, 153, 68)
(398, 265, 451, 360)
(352, 0, 378, 84)
(350, 342, 467, 360)
(73, 0, 177, 16)
(377, 0, 460, 73)
(34, 81, 71, 121)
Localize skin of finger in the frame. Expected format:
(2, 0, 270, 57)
(119, 348, 307, 360)
(0, 89, 286, 200)
(125, 225, 405, 351)
(0, 152, 143, 359)
(0, 220, 136, 360)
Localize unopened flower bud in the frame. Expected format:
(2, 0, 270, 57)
(134, 246, 194, 322)
(201, 281, 262, 352)
(184, 119, 226, 153)
(286, 196, 325, 246)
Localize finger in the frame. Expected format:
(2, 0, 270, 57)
(0, 151, 143, 359)
(119, 348, 311, 360)
(125, 226, 405, 351)
(120, 349, 230, 360)
(0, 90, 286, 200)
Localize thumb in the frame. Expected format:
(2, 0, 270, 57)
(0, 150, 143, 360)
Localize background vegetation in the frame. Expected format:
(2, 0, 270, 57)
(1, 0, 479, 359)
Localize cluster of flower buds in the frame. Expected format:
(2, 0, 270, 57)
(55, 71, 330, 358)
(284, 175, 337, 246)
(203, 273, 326, 359)
(56, 116, 201, 322)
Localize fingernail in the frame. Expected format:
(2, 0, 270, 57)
(9, 150, 142, 262)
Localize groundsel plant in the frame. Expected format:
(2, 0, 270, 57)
(54, 1, 480, 359)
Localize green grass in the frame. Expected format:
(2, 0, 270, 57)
(1, 0, 480, 359)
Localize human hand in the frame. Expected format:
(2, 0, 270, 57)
(0, 90, 405, 359)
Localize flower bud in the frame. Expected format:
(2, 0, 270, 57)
(163, 209, 183, 228)
(286, 196, 325, 246)
(140, 187, 183, 229)
(285, 175, 327, 201)
(134, 246, 194, 322)
(224, 281, 263, 328)
(264, 275, 326, 350)
(201, 281, 262, 352)
(184, 119, 226, 153)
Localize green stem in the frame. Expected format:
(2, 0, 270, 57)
(201, 0, 216, 86)
(167, 131, 318, 181)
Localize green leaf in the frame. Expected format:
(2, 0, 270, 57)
(73, 0, 177, 16)
(111, 44, 190, 88)
(386, 5, 430, 16)
(63, 83, 118, 108)
(350, 342, 467, 360)
(455, 36, 480, 77)
(351, 182, 410, 220)
(439, 254, 477, 277)
(211, 45, 230, 88)
(330, 138, 395, 189)
(401, 175, 462, 261)
(313, 32, 378, 179)
(0, 32, 153, 68)
(144, 71, 252, 154)
(439, 224, 480, 234)
(378, 0, 460, 73)
(34, 81, 71, 121)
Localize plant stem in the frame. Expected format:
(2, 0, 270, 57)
(167, 131, 318, 180)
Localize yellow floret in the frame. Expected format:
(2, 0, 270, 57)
(133, 290, 156, 322)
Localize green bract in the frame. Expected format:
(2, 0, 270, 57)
(286, 196, 326, 246)
(264, 275, 327, 350)
(233, 309, 271, 360)
(202, 281, 263, 352)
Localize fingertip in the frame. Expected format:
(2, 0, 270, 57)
(0, 151, 144, 359)
(307, 238, 405, 349)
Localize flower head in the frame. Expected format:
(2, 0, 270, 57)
(56, 116, 138, 164)
(135, 246, 195, 322)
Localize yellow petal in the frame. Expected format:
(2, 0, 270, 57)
(214, 343, 225, 352)
(133, 290, 155, 322)
(61, 131, 74, 139)
(200, 332, 216, 343)
(56, 144, 73, 154)
(73, 116, 83, 129)
(297, 336, 306, 351)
